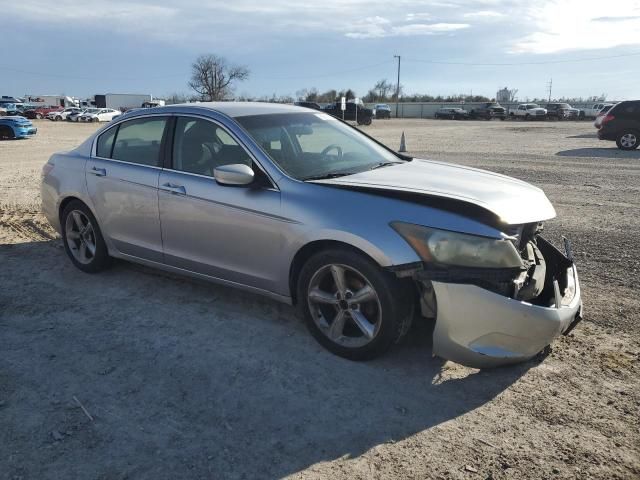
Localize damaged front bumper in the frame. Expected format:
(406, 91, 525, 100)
(410, 236, 583, 368)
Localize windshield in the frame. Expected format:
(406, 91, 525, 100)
(236, 112, 402, 180)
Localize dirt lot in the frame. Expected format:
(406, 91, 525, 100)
(1, 119, 638, 480)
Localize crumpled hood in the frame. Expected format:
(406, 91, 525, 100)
(312, 159, 556, 225)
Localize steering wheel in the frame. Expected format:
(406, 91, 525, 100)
(320, 144, 343, 161)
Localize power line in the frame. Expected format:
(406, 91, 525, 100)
(0, 66, 186, 81)
(257, 60, 394, 80)
(405, 51, 640, 66)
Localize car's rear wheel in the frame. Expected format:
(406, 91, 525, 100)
(616, 131, 639, 150)
(298, 248, 413, 360)
(61, 201, 111, 273)
(0, 126, 14, 140)
(36, 113, 43, 119)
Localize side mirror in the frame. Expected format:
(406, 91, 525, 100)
(214, 163, 255, 186)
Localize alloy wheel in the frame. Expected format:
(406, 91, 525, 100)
(307, 264, 382, 348)
(65, 210, 97, 265)
(620, 133, 637, 148)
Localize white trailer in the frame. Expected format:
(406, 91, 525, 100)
(92, 93, 154, 110)
(24, 95, 78, 108)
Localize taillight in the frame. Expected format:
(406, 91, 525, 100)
(601, 114, 615, 125)
(42, 162, 54, 176)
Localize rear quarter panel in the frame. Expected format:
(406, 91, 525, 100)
(41, 151, 91, 234)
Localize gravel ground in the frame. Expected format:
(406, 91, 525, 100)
(0, 118, 638, 480)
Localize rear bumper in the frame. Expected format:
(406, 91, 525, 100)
(597, 129, 616, 141)
(431, 264, 581, 368)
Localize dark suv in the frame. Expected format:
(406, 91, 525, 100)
(545, 103, 579, 120)
(469, 102, 506, 120)
(323, 101, 373, 125)
(597, 100, 640, 150)
(294, 101, 322, 110)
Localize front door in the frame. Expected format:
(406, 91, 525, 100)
(158, 116, 284, 293)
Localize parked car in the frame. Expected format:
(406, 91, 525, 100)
(545, 103, 579, 120)
(48, 107, 83, 121)
(597, 100, 640, 150)
(434, 107, 469, 120)
(469, 102, 506, 120)
(593, 105, 614, 129)
(323, 101, 373, 125)
(79, 108, 121, 122)
(68, 108, 94, 122)
(41, 102, 582, 368)
(0, 116, 37, 139)
(510, 103, 547, 120)
(3, 104, 25, 116)
(23, 106, 63, 120)
(374, 104, 392, 119)
(579, 103, 613, 120)
(294, 101, 322, 111)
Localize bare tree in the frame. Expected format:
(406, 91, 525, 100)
(188, 54, 249, 101)
(373, 79, 393, 100)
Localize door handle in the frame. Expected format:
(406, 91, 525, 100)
(90, 166, 106, 176)
(161, 182, 186, 195)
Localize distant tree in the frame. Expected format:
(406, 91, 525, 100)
(165, 92, 193, 105)
(373, 79, 393, 100)
(188, 54, 249, 101)
(305, 88, 319, 102)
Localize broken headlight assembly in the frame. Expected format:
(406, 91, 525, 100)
(391, 222, 524, 269)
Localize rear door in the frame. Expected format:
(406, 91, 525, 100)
(86, 115, 170, 262)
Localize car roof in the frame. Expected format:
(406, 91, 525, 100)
(171, 101, 305, 118)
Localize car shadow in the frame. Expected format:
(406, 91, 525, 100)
(566, 133, 598, 139)
(1, 240, 534, 479)
(556, 147, 640, 159)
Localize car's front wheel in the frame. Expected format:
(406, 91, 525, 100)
(616, 131, 639, 150)
(0, 126, 14, 140)
(61, 201, 111, 273)
(298, 248, 413, 360)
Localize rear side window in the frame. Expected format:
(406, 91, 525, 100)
(111, 117, 168, 166)
(96, 127, 117, 158)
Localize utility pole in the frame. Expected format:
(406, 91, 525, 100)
(394, 55, 401, 118)
(547, 78, 553, 102)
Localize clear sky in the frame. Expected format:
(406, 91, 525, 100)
(3, 0, 639, 101)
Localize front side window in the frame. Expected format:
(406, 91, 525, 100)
(111, 117, 168, 166)
(172, 117, 252, 177)
(237, 112, 402, 180)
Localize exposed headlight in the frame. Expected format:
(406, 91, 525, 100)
(391, 222, 524, 269)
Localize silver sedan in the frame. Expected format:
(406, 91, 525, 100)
(41, 103, 582, 367)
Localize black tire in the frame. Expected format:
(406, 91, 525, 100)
(61, 200, 111, 273)
(0, 125, 14, 140)
(579, 111, 585, 120)
(616, 131, 640, 150)
(54, 116, 61, 121)
(297, 248, 414, 361)
(524, 114, 530, 121)
(499, 116, 505, 121)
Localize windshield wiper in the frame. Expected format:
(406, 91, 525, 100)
(303, 172, 357, 181)
(370, 161, 399, 170)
